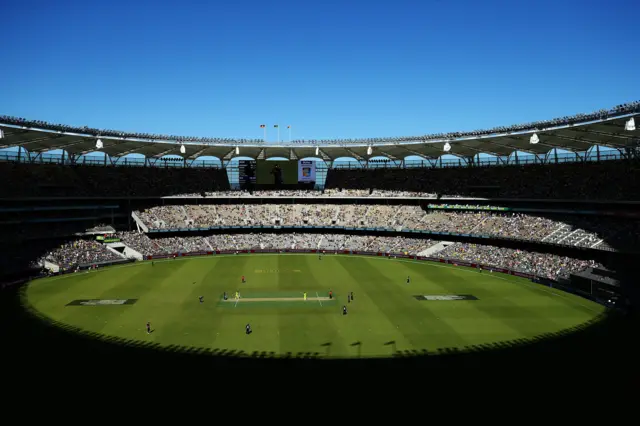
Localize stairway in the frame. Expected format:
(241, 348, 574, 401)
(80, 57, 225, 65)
(418, 241, 455, 257)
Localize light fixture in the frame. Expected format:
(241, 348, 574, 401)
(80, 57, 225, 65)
(530, 133, 539, 144)
(443, 142, 451, 152)
(625, 117, 636, 131)
(367, 146, 372, 155)
(235, 146, 240, 155)
(180, 144, 186, 154)
(315, 146, 319, 156)
(95, 138, 103, 149)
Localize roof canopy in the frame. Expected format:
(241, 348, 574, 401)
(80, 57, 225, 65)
(1, 104, 638, 161)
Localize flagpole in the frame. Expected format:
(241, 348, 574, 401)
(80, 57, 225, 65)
(277, 126, 280, 143)
(289, 126, 291, 142)
(263, 126, 266, 142)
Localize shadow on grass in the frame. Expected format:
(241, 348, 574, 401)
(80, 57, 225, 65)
(3, 284, 636, 372)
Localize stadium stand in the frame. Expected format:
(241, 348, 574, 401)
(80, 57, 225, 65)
(102, 232, 598, 280)
(2, 159, 638, 200)
(134, 205, 640, 252)
(324, 160, 640, 201)
(0, 163, 229, 197)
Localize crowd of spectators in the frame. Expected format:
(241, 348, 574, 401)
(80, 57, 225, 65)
(437, 243, 601, 280)
(85, 232, 599, 280)
(170, 189, 445, 198)
(116, 232, 438, 254)
(0, 117, 263, 145)
(117, 232, 163, 254)
(324, 159, 640, 201)
(0, 163, 230, 197)
(4, 101, 636, 144)
(42, 239, 122, 269)
(134, 205, 640, 251)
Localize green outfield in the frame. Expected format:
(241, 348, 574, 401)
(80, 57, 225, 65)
(24, 254, 606, 358)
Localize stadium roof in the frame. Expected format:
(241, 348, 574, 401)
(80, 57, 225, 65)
(0, 102, 638, 161)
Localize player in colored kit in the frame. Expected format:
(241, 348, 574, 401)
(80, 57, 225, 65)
(329, 290, 333, 300)
(241, 275, 246, 283)
(304, 292, 307, 301)
(347, 293, 350, 303)
(146, 321, 151, 334)
(342, 305, 347, 315)
(351, 291, 354, 301)
(199, 296, 204, 303)
(406, 275, 410, 284)
(245, 323, 252, 335)
(235, 291, 239, 300)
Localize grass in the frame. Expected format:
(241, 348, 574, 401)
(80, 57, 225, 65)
(24, 254, 605, 358)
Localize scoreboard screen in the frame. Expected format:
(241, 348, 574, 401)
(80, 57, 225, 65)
(256, 160, 297, 184)
(238, 160, 256, 184)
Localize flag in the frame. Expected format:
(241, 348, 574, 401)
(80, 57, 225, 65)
(287, 125, 291, 129)
(274, 124, 279, 128)
(260, 124, 265, 128)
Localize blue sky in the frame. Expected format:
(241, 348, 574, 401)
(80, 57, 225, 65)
(1, 0, 638, 142)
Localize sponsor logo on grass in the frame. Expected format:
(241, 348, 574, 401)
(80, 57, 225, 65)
(413, 294, 478, 301)
(67, 299, 138, 306)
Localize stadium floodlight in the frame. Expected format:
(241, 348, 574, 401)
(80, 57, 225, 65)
(315, 146, 319, 156)
(235, 146, 239, 155)
(625, 117, 636, 131)
(180, 144, 186, 154)
(367, 146, 373, 156)
(443, 142, 451, 152)
(530, 133, 539, 144)
(95, 138, 103, 149)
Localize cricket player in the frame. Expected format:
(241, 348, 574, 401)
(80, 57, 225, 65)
(304, 292, 307, 301)
(146, 321, 151, 334)
(235, 291, 239, 300)
(199, 296, 204, 303)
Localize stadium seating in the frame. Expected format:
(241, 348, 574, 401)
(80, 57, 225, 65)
(0, 163, 230, 197)
(325, 160, 640, 201)
(134, 205, 639, 251)
(109, 232, 599, 280)
(2, 159, 639, 201)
